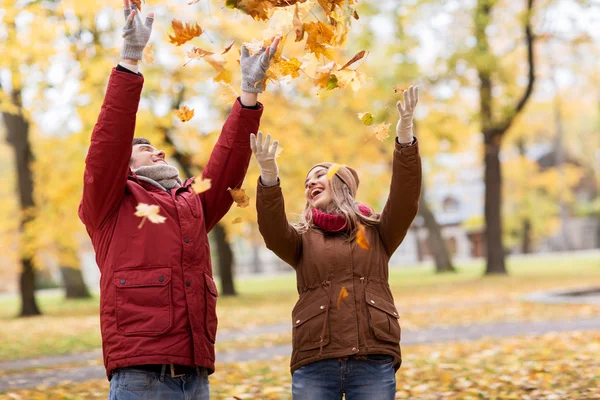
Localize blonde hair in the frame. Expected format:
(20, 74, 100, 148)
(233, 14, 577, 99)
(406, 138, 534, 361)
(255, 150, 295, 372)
(295, 174, 380, 238)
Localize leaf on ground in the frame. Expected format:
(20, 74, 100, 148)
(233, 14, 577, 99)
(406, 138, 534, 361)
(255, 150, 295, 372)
(339, 50, 366, 70)
(135, 203, 166, 228)
(336, 286, 348, 309)
(228, 187, 250, 208)
(192, 178, 212, 194)
(175, 105, 195, 122)
(357, 112, 374, 126)
(356, 222, 370, 250)
(168, 19, 203, 46)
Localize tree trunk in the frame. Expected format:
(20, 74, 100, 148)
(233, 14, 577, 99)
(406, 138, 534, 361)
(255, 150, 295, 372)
(2, 88, 41, 316)
(484, 138, 507, 274)
(418, 186, 456, 273)
(212, 223, 237, 296)
(60, 267, 91, 299)
(521, 218, 532, 254)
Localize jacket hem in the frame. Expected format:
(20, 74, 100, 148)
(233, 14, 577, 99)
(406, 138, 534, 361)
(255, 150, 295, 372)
(106, 354, 215, 380)
(290, 347, 402, 375)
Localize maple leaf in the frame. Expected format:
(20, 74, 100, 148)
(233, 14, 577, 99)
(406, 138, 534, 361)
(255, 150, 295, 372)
(318, 0, 345, 16)
(326, 163, 342, 180)
(135, 203, 166, 229)
(370, 122, 391, 142)
(336, 286, 348, 309)
(228, 187, 250, 208)
(143, 44, 154, 65)
(314, 61, 337, 88)
(175, 105, 195, 122)
(232, 217, 243, 224)
(356, 222, 370, 250)
(339, 50, 366, 70)
(335, 69, 366, 91)
(279, 58, 302, 78)
(222, 40, 235, 55)
(293, 4, 304, 42)
(184, 47, 214, 66)
(192, 178, 212, 194)
(357, 112, 374, 126)
(304, 21, 335, 59)
(168, 19, 203, 46)
(234, 0, 274, 21)
(219, 82, 239, 104)
(204, 57, 233, 83)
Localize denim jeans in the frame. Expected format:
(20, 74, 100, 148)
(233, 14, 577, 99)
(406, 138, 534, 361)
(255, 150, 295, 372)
(108, 366, 210, 400)
(292, 355, 396, 400)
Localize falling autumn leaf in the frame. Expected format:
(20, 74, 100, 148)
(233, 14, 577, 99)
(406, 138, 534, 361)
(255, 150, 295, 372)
(242, 38, 265, 55)
(175, 105, 195, 122)
(233, 0, 274, 21)
(357, 112, 374, 126)
(394, 87, 405, 93)
(222, 40, 235, 55)
(204, 57, 233, 83)
(326, 163, 341, 180)
(279, 58, 302, 78)
(339, 50, 366, 70)
(228, 187, 250, 208)
(356, 222, 371, 250)
(353, 9, 359, 19)
(304, 21, 335, 59)
(318, 0, 344, 16)
(336, 286, 348, 309)
(132, 0, 143, 11)
(232, 217, 243, 224)
(293, 4, 304, 42)
(143, 43, 154, 64)
(336, 69, 366, 91)
(135, 203, 166, 229)
(184, 47, 214, 66)
(192, 178, 212, 194)
(369, 122, 392, 142)
(168, 19, 203, 46)
(219, 82, 239, 104)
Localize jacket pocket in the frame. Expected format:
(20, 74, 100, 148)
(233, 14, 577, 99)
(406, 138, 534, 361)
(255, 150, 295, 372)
(114, 267, 172, 336)
(365, 290, 400, 344)
(292, 298, 330, 351)
(204, 273, 219, 344)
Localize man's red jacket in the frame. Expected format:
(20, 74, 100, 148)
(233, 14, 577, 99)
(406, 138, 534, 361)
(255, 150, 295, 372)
(79, 68, 262, 378)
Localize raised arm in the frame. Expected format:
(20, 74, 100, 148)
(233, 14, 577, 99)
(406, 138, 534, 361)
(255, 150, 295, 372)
(252, 132, 302, 267)
(378, 86, 422, 255)
(78, 1, 153, 230)
(200, 38, 280, 232)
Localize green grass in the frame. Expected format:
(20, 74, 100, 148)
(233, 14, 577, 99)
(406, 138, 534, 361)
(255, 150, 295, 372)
(0, 255, 598, 361)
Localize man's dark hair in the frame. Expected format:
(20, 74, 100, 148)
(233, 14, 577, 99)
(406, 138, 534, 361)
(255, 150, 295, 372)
(133, 137, 152, 146)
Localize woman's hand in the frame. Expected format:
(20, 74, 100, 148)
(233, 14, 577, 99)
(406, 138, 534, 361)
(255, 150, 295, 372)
(250, 131, 279, 187)
(121, 0, 154, 63)
(396, 85, 419, 144)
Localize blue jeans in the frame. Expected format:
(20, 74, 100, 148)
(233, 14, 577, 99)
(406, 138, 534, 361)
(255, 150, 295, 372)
(292, 355, 396, 400)
(108, 366, 209, 400)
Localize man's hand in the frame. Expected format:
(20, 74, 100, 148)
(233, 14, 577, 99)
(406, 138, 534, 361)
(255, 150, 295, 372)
(250, 131, 279, 187)
(121, 0, 154, 63)
(396, 85, 419, 144)
(240, 37, 281, 105)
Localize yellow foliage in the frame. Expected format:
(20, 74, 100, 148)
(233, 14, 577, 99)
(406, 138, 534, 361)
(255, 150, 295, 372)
(168, 19, 203, 46)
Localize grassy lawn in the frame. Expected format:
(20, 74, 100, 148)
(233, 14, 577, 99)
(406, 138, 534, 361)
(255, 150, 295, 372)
(0, 255, 598, 361)
(2, 330, 598, 399)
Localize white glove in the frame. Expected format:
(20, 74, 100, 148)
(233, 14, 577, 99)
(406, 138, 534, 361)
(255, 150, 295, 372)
(250, 131, 279, 186)
(396, 85, 419, 144)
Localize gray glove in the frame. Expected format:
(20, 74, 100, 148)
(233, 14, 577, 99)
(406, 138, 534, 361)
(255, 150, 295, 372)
(121, 5, 154, 61)
(241, 41, 278, 93)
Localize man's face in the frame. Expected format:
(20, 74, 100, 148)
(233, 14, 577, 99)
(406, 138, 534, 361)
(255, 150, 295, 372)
(130, 144, 167, 169)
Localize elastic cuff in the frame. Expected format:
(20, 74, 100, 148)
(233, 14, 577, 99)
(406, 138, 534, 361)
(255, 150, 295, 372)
(118, 61, 140, 74)
(120, 44, 144, 61)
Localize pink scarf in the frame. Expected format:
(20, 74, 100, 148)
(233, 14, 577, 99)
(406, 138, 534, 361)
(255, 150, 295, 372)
(311, 204, 372, 232)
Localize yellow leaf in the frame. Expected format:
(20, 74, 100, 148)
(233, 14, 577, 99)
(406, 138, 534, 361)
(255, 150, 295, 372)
(357, 112, 374, 126)
(279, 58, 302, 78)
(235, 0, 274, 21)
(304, 21, 335, 59)
(228, 187, 250, 208)
(232, 217, 243, 224)
(356, 222, 370, 250)
(370, 122, 391, 141)
(143, 44, 154, 65)
(175, 105, 195, 122)
(339, 50, 366, 70)
(326, 163, 342, 180)
(336, 286, 348, 309)
(318, 0, 345, 16)
(336, 69, 366, 91)
(186, 47, 214, 60)
(222, 40, 235, 55)
(219, 82, 240, 104)
(134, 203, 166, 228)
(242, 38, 265, 56)
(204, 57, 232, 83)
(168, 19, 203, 47)
(192, 178, 212, 194)
(293, 4, 304, 42)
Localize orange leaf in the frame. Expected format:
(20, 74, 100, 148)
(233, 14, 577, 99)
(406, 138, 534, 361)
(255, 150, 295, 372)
(228, 187, 250, 208)
(132, 0, 143, 11)
(356, 223, 371, 250)
(339, 50, 366, 70)
(168, 19, 203, 46)
(175, 105, 195, 122)
(336, 286, 348, 309)
(192, 178, 212, 194)
(187, 47, 214, 59)
(293, 4, 305, 42)
(204, 57, 233, 83)
(304, 21, 335, 59)
(222, 40, 235, 55)
(394, 87, 405, 93)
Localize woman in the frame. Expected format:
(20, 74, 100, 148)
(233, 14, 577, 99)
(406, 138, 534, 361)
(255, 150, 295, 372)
(250, 86, 421, 400)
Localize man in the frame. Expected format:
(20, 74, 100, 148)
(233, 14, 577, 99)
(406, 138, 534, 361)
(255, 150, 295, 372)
(78, 1, 279, 398)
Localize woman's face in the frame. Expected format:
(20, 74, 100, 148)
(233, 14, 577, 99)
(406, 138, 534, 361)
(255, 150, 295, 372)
(305, 167, 332, 211)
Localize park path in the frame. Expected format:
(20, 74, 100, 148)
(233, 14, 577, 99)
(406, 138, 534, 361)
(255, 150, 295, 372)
(1, 316, 599, 392)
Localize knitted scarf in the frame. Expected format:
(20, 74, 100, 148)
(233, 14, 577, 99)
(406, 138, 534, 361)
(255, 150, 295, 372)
(311, 204, 372, 232)
(133, 164, 183, 191)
